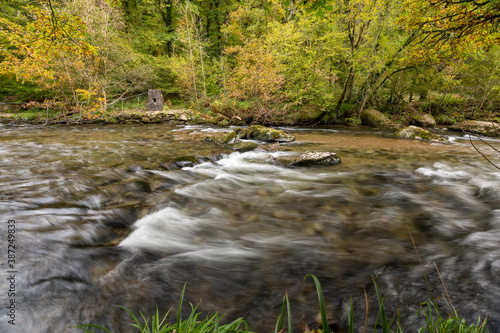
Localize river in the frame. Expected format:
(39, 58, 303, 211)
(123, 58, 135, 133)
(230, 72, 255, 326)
(0, 122, 499, 332)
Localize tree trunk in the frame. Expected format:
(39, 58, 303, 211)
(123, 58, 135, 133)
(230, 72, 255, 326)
(334, 66, 355, 115)
(358, 29, 421, 105)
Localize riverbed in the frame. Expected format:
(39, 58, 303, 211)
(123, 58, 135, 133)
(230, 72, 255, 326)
(0, 123, 499, 332)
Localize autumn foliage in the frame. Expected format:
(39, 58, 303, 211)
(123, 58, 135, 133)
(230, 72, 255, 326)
(0, 0, 499, 123)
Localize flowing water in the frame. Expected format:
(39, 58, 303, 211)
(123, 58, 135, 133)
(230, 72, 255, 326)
(1, 122, 500, 332)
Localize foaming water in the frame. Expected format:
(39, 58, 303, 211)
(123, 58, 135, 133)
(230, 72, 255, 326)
(1, 123, 500, 332)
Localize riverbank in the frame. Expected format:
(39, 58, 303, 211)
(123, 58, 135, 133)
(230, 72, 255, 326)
(2, 105, 500, 139)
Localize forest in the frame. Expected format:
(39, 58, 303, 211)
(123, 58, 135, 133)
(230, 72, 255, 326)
(0, 0, 499, 125)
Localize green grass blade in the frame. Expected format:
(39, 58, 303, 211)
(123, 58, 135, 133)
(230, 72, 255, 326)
(372, 278, 388, 333)
(152, 307, 159, 333)
(275, 295, 286, 333)
(158, 308, 171, 331)
(186, 305, 200, 331)
(397, 320, 404, 333)
(139, 312, 150, 333)
(215, 314, 220, 333)
(177, 282, 187, 333)
(118, 305, 146, 330)
(286, 292, 293, 333)
(305, 274, 330, 333)
(373, 307, 381, 333)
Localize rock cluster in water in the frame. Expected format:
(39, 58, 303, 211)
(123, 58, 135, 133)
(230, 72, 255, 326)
(203, 127, 342, 167)
(204, 125, 295, 152)
(394, 125, 447, 142)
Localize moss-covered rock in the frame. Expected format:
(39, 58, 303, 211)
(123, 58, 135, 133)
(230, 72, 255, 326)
(394, 126, 447, 142)
(449, 120, 500, 136)
(282, 106, 324, 124)
(360, 108, 393, 128)
(410, 113, 436, 128)
(204, 131, 237, 145)
(288, 151, 341, 167)
(237, 125, 295, 142)
(232, 141, 259, 152)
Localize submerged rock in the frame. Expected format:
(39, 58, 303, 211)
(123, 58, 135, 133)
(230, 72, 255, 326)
(450, 120, 500, 136)
(209, 153, 230, 162)
(237, 125, 295, 142)
(360, 108, 393, 128)
(261, 142, 281, 152)
(410, 113, 436, 128)
(158, 153, 230, 170)
(288, 151, 341, 167)
(159, 155, 208, 170)
(394, 126, 447, 143)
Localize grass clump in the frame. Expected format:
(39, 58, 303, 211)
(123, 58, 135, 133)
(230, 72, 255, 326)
(76, 283, 251, 333)
(417, 300, 488, 333)
(77, 275, 489, 333)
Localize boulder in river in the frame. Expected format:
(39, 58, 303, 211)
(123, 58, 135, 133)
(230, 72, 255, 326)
(394, 125, 447, 143)
(233, 141, 259, 152)
(449, 120, 500, 136)
(288, 151, 341, 167)
(204, 131, 237, 145)
(236, 125, 295, 142)
(360, 108, 394, 128)
(410, 113, 436, 128)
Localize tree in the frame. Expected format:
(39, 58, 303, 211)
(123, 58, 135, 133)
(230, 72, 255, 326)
(0, 0, 154, 118)
(403, 0, 500, 42)
(265, 5, 345, 107)
(0, 3, 97, 104)
(399, 0, 500, 66)
(457, 45, 500, 118)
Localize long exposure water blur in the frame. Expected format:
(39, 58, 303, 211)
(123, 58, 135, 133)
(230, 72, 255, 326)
(1, 122, 499, 332)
